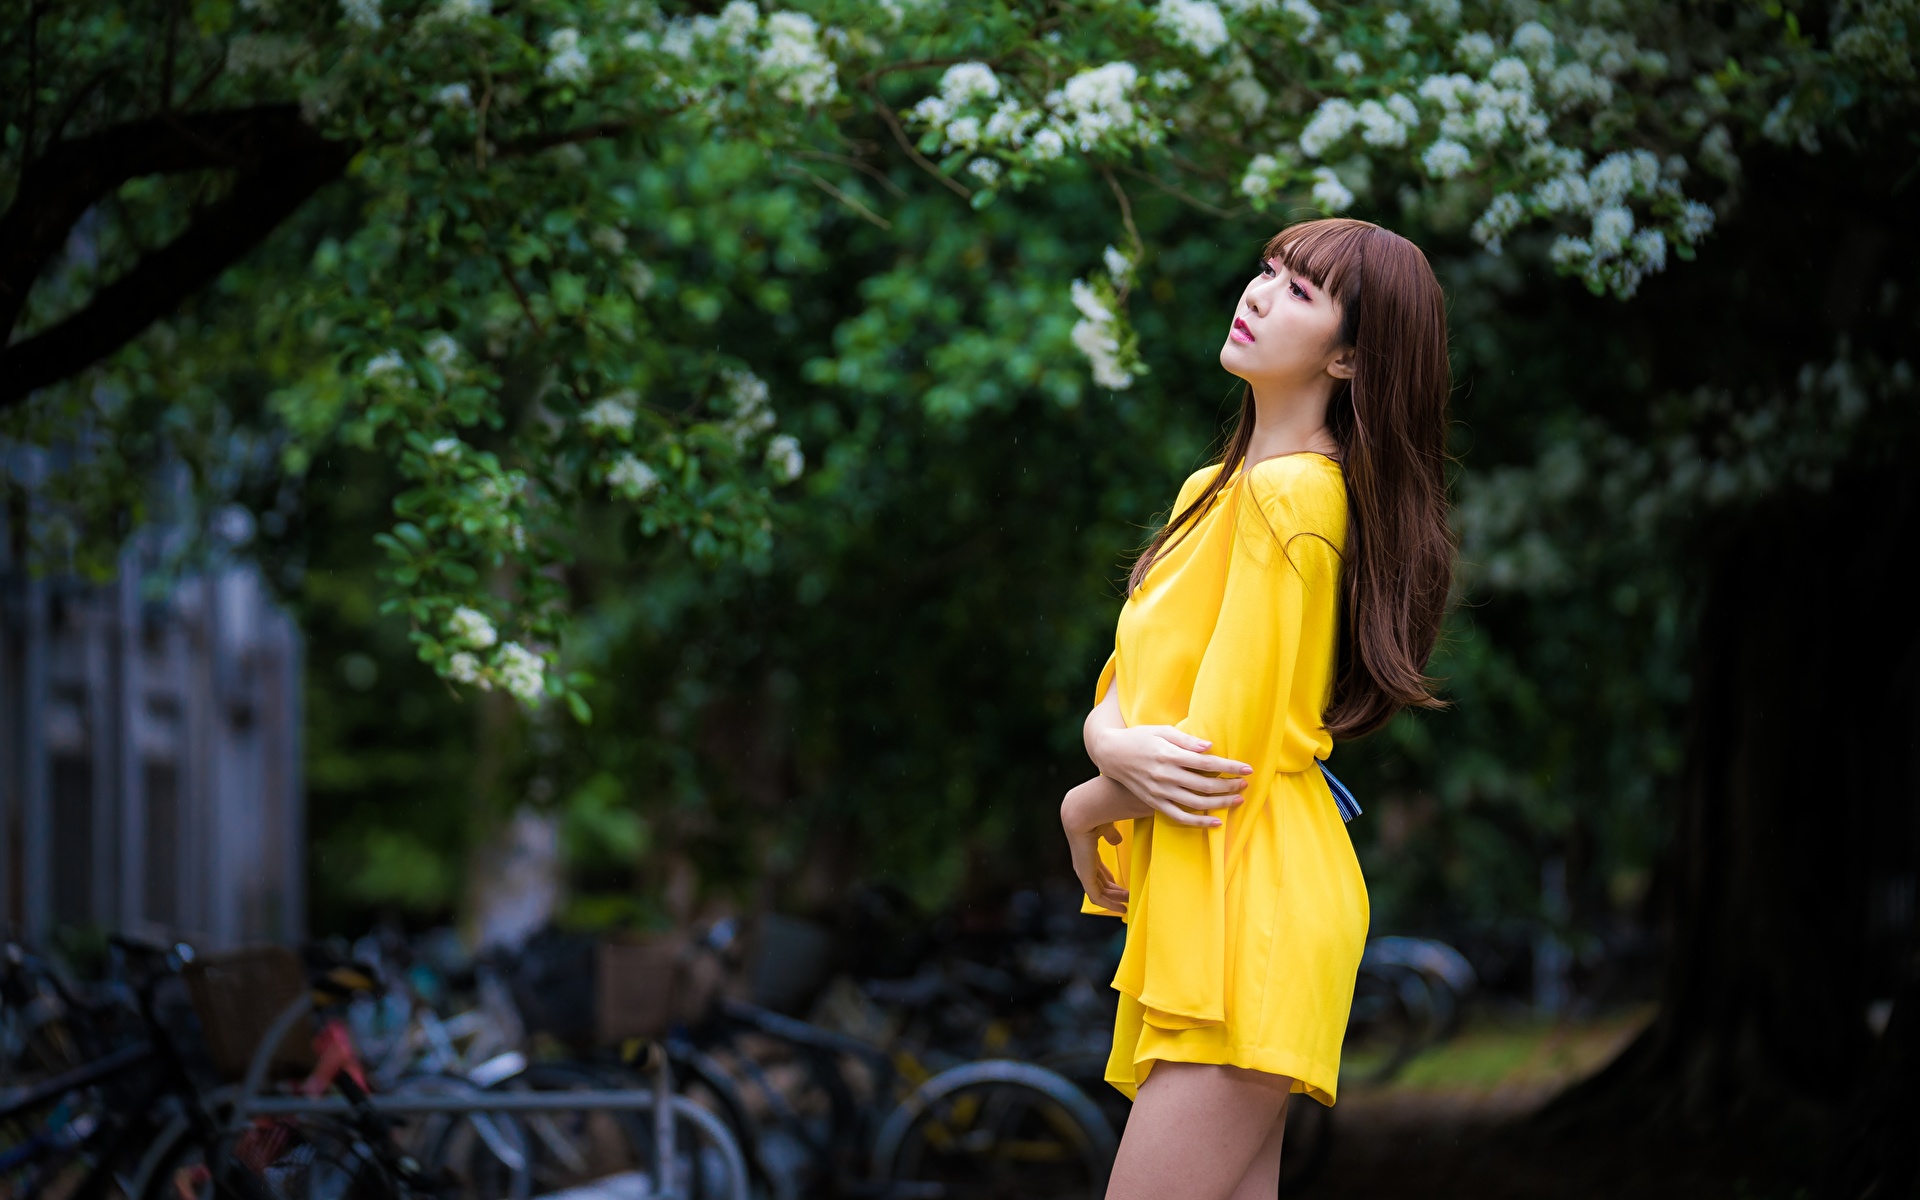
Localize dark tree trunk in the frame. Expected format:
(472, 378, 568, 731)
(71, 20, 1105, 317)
(1543, 471, 1920, 1173)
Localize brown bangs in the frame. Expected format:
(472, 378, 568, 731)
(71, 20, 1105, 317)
(1264, 218, 1374, 310)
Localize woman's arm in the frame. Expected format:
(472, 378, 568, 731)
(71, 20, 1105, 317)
(1059, 775, 1146, 913)
(1083, 683, 1254, 814)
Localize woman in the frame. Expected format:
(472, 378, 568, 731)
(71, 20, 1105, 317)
(1060, 217, 1453, 1200)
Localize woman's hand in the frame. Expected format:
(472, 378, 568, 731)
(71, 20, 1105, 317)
(1066, 822, 1128, 913)
(1084, 688, 1253, 815)
(1061, 777, 1135, 912)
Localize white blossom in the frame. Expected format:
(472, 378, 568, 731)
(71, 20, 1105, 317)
(432, 0, 488, 21)
(590, 225, 627, 254)
(984, 102, 1039, 144)
(1071, 317, 1131, 390)
(1470, 104, 1506, 143)
(1332, 51, 1364, 76)
(1487, 57, 1532, 92)
(1383, 12, 1412, 48)
(428, 436, 462, 458)
(1310, 166, 1354, 212)
(434, 82, 473, 108)
(1421, 138, 1472, 178)
(1103, 244, 1133, 281)
(1419, 0, 1459, 25)
(1240, 152, 1283, 198)
(1298, 97, 1357, 156)
(1698, 125, 1739, 179)
(425, 334, 461, 366)
(716, 0, 759, 46)
(1510, 21, 1554, 65)
(1155, 0, 1229, 56)
(1470, 192, 1524, 253)
(1631, 228, 1667, 271)
(1227, 76, 1269, 118)
(1678, 200, 1716, 243)
(1280, 0, 1320, 42)
(1070, 279, 1114, 324)
(1150, 69, 1192, 91)
(1549, 235, 1592, 267)
(1532, 172, 1590, 212)
(582, 393, 638, 436)
(1046, 62, 1147, 152)
(447, 652, 484, 685)
(606, 453, 661, 498)
(966, 157, 1001, 184)
(494, 643, 545, 705)
(1454, 31, 1497, 68)
(1590, 205, 1634, 257)
(448, 606, 498, 649)
(1030, 128, 1067, 160)
(1417, 72, 1476, 111)
(1546, 61, 1613, 108)
(765, 434, 805, 482)
(719, 368, 775, 448)
(1587, 152, 1635, 205)
(363, 349, 408, 382)
(940, 62, 1001, 105)
(1356, 98, 1409, 147)
(545, 28, 590, 84)
(340, 0, 381, 30)
(759, 12, 838, 106)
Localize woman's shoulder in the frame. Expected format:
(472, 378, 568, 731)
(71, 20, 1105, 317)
(1171, 462, 1229, 512)
(1244, 453, 1346, 522)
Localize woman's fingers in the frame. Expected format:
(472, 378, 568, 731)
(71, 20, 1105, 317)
(1145, 797, 1225, 829)
(1163, 745, 1254, 777)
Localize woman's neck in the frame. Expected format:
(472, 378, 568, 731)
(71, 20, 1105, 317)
(1244, 379, 1340, 466)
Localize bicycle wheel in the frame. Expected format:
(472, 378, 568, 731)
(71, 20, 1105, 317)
(428, 1063, 748, 1200)
(1340, 965, 1426, 1085)
(872, 1060, 1118, 1200)
(147, 1116, 403, 1200)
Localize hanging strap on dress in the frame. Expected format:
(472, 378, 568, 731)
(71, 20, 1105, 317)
(1317, 759, 1362, 823)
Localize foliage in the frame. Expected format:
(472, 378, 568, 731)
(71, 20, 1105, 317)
(5, 0, 1918, 947)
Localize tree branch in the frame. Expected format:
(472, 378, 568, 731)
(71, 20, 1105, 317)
(866, 86, 972, 201)
(0, 106, 354, 409)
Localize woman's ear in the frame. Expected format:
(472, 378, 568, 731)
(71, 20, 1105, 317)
(1327, 345, 1357, 381)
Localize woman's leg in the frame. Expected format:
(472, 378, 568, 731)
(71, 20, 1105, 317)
(1225, 1099, 1289, 1200)
(1106, 1062, 1294, 1200)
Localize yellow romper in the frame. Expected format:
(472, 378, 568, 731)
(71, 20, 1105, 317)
(1083, 452, 1368, 1107)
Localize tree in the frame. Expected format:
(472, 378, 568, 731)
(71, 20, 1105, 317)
(8, 0, 1919, 1165)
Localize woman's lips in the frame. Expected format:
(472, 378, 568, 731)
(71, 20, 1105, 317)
(1230, 318, 1256, 344)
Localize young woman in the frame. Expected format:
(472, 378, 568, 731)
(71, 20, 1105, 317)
(1060, 217, 1453, 1200)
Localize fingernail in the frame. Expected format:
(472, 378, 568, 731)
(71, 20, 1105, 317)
(1199, 741, 1213, 749)
(1209, 819, 1222, 827)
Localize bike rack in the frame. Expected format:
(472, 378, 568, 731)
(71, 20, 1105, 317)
(232, 994, 748, 1200)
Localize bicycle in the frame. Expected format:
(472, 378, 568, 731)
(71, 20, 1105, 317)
(0, 937, 270, 1200)
(670, 917, 1120, 1200)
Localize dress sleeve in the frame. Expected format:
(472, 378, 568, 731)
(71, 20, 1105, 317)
(1172, 464, 1338, 775)
(1111, 461, 1343, 1021)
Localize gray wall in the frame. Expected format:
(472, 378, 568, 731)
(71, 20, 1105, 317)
(0, 538, 304, 950)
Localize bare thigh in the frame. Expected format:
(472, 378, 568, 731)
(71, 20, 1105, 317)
(1106, 1062, 1294, 1200)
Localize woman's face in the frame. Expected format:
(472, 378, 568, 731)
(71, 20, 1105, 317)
(1219, 255, 1354, 392)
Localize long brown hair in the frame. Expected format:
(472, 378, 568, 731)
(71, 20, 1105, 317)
(1128, 218, 1454, 740)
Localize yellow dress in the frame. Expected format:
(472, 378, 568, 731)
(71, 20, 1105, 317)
(1082, 452, 1368, 1107)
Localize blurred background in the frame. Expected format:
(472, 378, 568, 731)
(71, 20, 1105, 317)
(3, 1, 1917, 1197)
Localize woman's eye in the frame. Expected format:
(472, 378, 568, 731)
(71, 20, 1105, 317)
(1289, 281, 1307, 299)
(1259, 261, 1276, 277)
